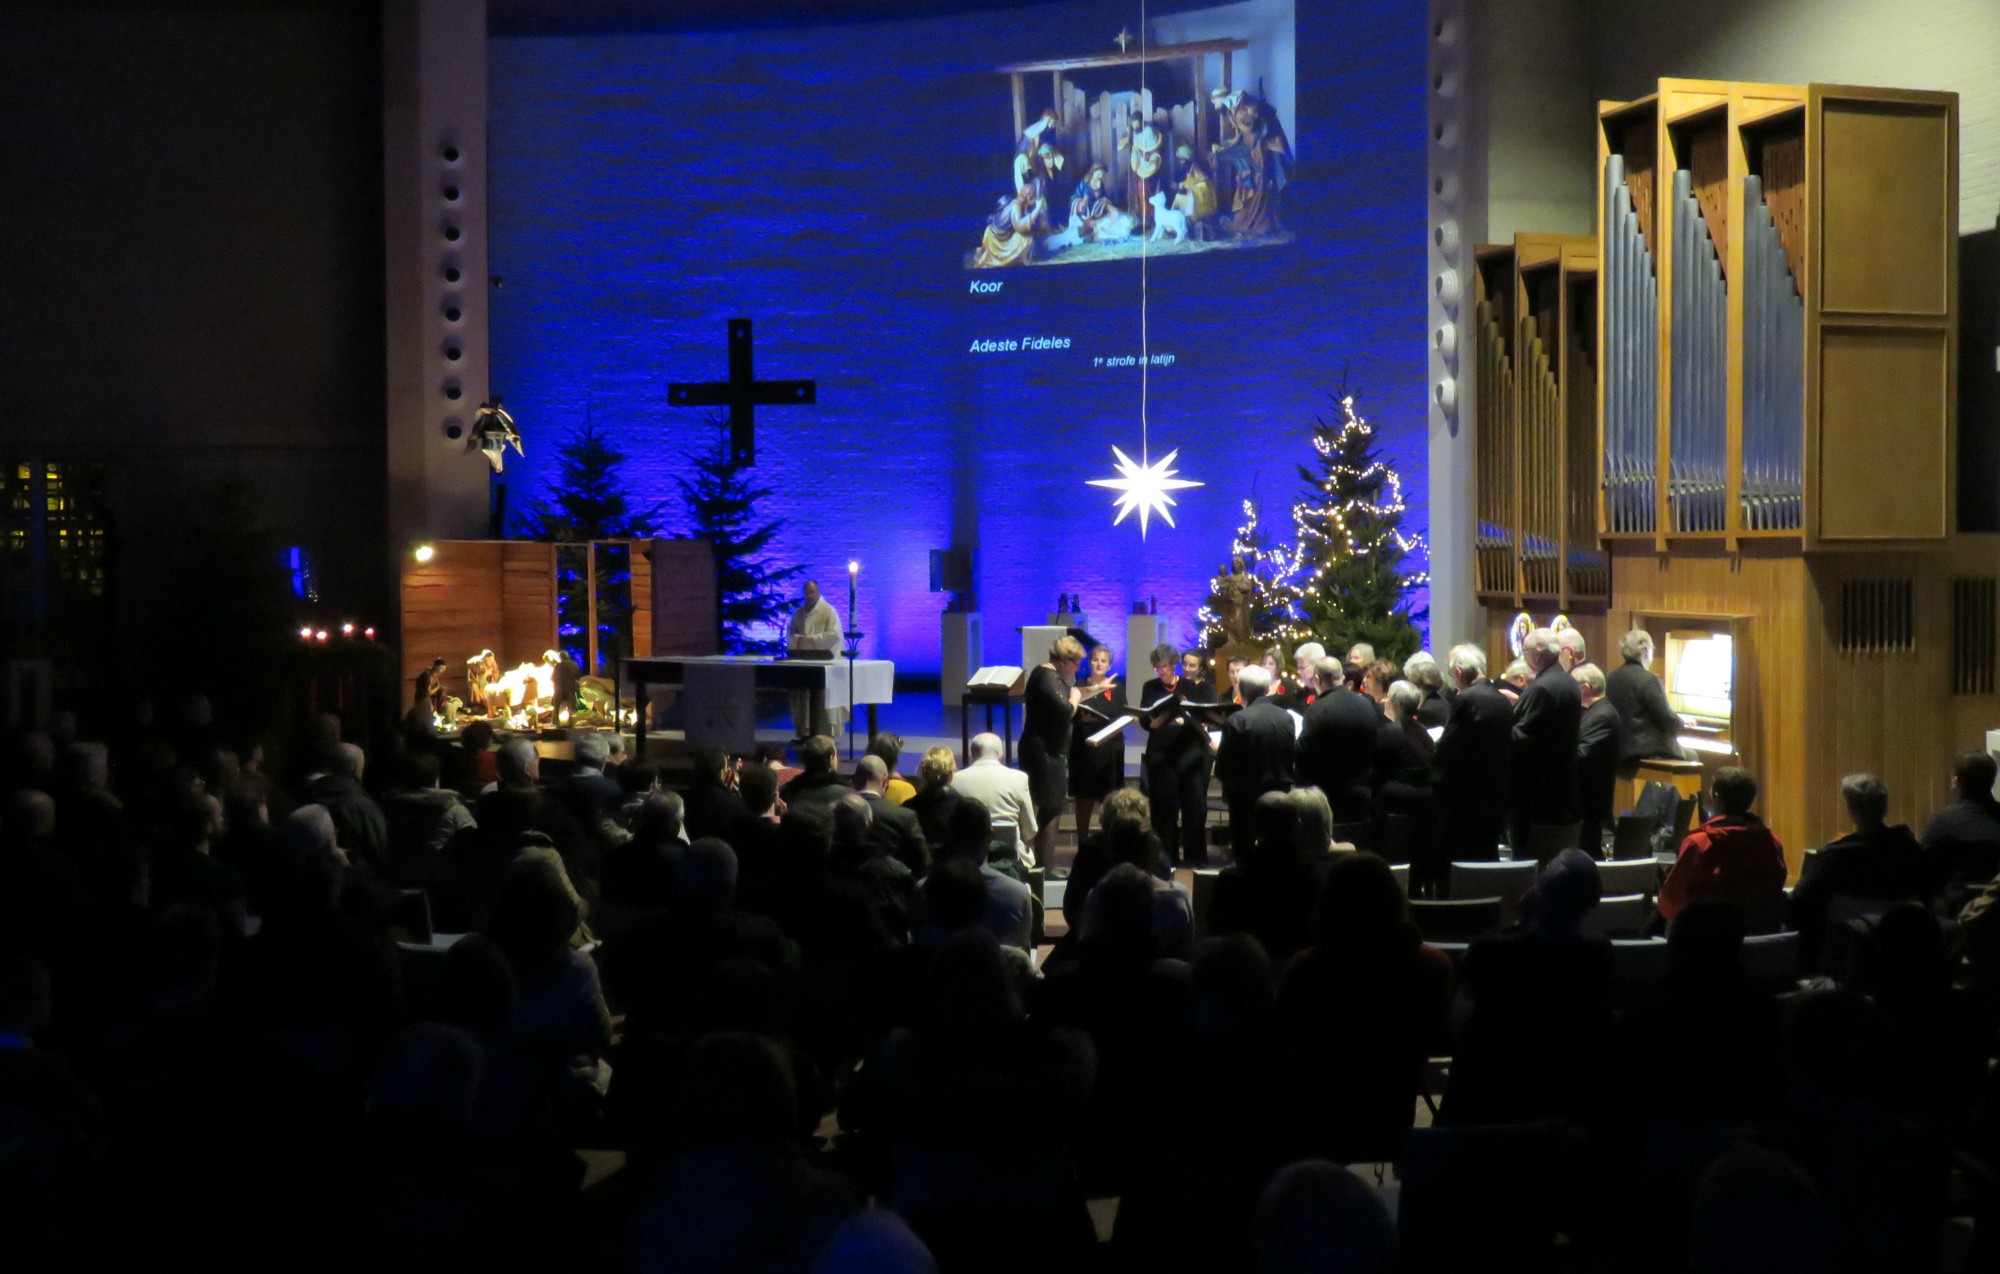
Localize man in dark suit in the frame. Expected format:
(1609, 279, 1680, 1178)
(1215, 665, 1295, 860)
(1510, 628, 1583, 855)
(855, 755, 927, 875)
(1433, 643, 1513, 875)
(1920, 750, 2000, 912)
(1573, 663, 1623, 855)
(1606, 629, 1687, 765)
(1298, 656, 1382, 823)
(1139, 643, 1213, 868)
(1789, 773, 1925, 970)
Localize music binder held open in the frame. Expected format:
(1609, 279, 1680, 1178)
(1085, 714, 1137, 747)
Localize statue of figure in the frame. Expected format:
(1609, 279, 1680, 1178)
(1215, 555, 1256, 645)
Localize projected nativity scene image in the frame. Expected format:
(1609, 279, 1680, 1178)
(967, 0, 1295, 269)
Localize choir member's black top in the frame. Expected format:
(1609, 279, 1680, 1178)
(1433, 680, 1513, 808)
(1216, 697, 1297, 803)
(1298, 687, 1381, 801)
(1138, 676, 1205, 758)
(1606, 657, 1683, 764)
(1374, 717, 1436, 792)
(1511, 664, 1583, 822)
(1576, 698, 1623, 821)
(1068, 679, 1124, 799)
(1022, 664, 1074, 759)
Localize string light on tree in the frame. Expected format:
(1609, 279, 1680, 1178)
(1194, 497, 1300, 648)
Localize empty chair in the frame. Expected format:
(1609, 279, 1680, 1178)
(1520, 821, 1583, 865)
(1389, 862, 1411, 896)
(1596, 858, 1661, 898)
(1410, 896, 1504, 943)
(1449, 860, 1539, 915)
(1611, 813, 1658, 862)
(1610, 937, 1671, 992)
(1741, 930, 1800, 988)
(1332, 820, 1375, 853)
(1587, 892, 1654, 938)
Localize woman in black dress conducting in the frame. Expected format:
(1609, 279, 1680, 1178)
(1068, 644, 1124, 836)
(1022, 635, 1085, 865)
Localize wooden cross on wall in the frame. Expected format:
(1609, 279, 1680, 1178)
(667, 318, 817, 465)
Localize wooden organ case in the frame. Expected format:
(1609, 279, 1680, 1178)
(1591, 78, 1995, 865)
(1473, 234, 1609, 668)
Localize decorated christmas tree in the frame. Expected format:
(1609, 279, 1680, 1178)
(676, 418, 802, 655)
(1278, 392, 1428, 661)
(1192, 496, 1299, 651)
(512, 421, 663, 673)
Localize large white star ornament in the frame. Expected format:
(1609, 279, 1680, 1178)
(1087, 446, 1203, 536)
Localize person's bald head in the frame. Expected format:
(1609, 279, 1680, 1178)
(1524, 628, 1560, 672)
(854, 755, 888, 793)
(968, 733, 1003, 763)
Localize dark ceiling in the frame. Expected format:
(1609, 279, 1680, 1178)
(488, 0, 1076, 36)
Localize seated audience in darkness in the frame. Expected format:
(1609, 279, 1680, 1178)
(1274, 852, 1450, 1163)
(865, 732, 917, 805)
(853, 755, 927, 876)
(612, 757, 663, 830)
(682, 746, 746, 842)
(600, 791, 685, 913)
(382, 748, 474, 891)
(484, 856, 611, 1072)
(922, 798, 1033, 952)
(472, 740, 590, 893)
(1657, 767, 1787, 927)
(1788, 773, 1925, 970)
(453, 718, 500, 789)
(1253, 1160, 1397, 1274)
(780, 735, 849, 813)
(1919, 749, 2000, 913)
(555, 732, 621, 826)
(306, 741, 389, 869)
(1443, 849, 1613, 1126)
(950, 732, 1039, 864)
(902, 745, 963, 853)
(1208, 789, 1328, 966)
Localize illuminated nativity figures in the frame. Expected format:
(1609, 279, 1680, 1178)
(1068, 163, 1134, 244)
(973, 183, 1047, 268)
(1214, 556, 1258, 645)
(1213, 92, 1293, 238)
(465, 649, 500, 716)
(1171, 148, 1218, 240)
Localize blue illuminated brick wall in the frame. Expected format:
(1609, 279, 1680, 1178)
(490, 0, 1426, 674)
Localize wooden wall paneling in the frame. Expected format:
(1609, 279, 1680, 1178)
(1806, 85, 1958, 544)
(400, 540, 504, 703)
(500, 541, 557, 670)
(630, 544, 654, 658)
(647, 538, 720, 657)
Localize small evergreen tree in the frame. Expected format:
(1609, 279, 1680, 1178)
(1280, 392, 1428, 662)
(513, 421, 664, 673)
(676, 418, 802, 655)
(1192, 496, 1298, 651)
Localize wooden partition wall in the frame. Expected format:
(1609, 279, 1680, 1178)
(400, 538, 717, 705)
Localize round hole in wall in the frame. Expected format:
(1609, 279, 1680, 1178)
(444, 267, 461, 283)
(444, 225, 461, 243)
(444, 305, 461, 322)
(442, 145, 460, 163)
(445, 346, 462, 362)
(445, 421, 464, 440)
(443, 185, 461, 202)
(444, 385, 462, 401)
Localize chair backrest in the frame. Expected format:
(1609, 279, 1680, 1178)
(1449, 860, 1539, 915)
(1521, 821, 1583, 865)
(1673, 794, 1700, 839)
(1610, 937, 1671, 990)
(1612, 813, 1657, 862)
(1333, 820, 1376, 853)
(1586, 892, 1653, 938)
(1596, 858, 1661, 898)
(1410, 896, 1504, 943)
(1742, 930, 1800, 987)
(1389, 862, 1411, 896)
(1190, 867, 1224, 937)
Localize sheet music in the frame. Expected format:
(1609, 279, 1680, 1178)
(1086, 714, 1136, 747)
(1288, 709, 1304, 739)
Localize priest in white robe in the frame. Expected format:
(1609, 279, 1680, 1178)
(788, 579, 844, 738)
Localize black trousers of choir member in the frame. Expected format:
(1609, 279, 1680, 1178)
(1145, 746, 1210, 866)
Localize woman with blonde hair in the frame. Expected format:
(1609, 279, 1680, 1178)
(905, 744, 963, 851)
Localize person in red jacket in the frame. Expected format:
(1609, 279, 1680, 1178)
(1658, 767, 1787, 924)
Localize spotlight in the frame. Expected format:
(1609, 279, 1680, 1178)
(340, 622, 355, 636)
(315, 630, 329, 642)
(299, 626, 313, 639)
(363, 627, 376, 640)
(414, 544, 437, 563)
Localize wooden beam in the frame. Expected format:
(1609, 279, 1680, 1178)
(997, 37, 1249, 75)
(1010, 72, 1025, 144)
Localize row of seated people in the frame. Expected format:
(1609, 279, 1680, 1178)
(3, 700, 2000, 1271)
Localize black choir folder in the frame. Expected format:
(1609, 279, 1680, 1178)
(1082, 689, 1237, 748)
